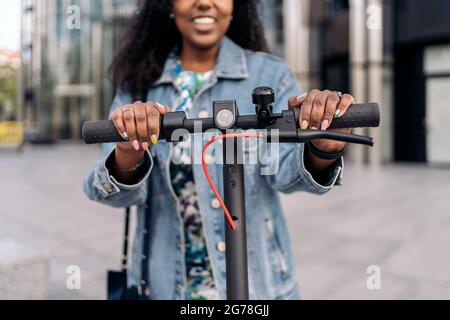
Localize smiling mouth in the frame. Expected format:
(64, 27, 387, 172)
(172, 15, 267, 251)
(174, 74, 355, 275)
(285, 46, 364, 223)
(192, 17, 217, 25)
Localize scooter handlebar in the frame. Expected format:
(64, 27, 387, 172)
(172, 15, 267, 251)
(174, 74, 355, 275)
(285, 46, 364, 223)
(82, 103, 380, 144)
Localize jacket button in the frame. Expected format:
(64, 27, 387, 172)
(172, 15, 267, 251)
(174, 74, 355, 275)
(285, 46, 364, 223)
(103, 184, 113, 193)
(177, 241, 185, 250)
(198, 110, 209, 118)
(210, 198, 221, 209)
(216, 241, 226, 253)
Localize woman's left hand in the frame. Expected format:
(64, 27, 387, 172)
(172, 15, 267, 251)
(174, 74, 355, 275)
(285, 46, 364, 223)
(288, 89, 355, 153)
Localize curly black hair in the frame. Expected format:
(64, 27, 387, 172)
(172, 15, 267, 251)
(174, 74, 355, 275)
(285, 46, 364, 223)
(111, 0, 268, 100)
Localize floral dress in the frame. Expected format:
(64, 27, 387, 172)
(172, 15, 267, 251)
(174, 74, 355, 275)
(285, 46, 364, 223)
(169, 62, 219, 300)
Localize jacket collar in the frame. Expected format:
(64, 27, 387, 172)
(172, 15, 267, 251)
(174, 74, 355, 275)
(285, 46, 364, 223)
(155, 36, 249, 85)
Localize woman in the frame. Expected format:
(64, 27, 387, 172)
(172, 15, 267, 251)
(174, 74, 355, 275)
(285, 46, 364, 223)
(84, 0, 355, 300)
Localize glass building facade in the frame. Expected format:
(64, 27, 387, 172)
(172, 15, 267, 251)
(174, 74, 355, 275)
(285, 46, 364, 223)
(21, 0, 285, 141)
(21, 0, 138, 140)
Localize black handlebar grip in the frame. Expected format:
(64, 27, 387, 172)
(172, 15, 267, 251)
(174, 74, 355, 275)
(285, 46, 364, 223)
(82, 120, 124, 144)
(329, 103, 380, 129)
(293, 103, 380, 129)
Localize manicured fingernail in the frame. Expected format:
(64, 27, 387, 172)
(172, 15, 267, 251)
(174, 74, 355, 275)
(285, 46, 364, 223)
(155, 102, 164, 111)
(334, 109, 341, 118)
(321, 120, 329, 131)
(150, 134, 158, 145)
(142, 142, 149, 151)
(132, 140, 140, 151)
(301, 120, 309, 130)
(122, 132, 129, 141)
(297, 94, 306, 103)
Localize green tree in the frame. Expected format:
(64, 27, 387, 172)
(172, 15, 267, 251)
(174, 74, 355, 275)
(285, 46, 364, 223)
(0, 62, 18, 121)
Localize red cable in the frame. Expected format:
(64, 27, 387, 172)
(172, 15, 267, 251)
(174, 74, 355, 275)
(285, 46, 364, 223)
(202, 133, 262, 231)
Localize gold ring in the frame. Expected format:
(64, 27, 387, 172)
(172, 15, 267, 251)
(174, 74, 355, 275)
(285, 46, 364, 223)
(122, 108, 133, 113)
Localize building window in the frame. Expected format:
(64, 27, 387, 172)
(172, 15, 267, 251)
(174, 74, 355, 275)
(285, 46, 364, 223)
(325, 0, 349, 15)
(424, 44, 450, 165)
(261, 0, 285, 58)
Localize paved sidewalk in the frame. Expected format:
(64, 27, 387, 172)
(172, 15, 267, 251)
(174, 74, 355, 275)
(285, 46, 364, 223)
(0, 144, 449, 299)
(283, 163, 450, 299)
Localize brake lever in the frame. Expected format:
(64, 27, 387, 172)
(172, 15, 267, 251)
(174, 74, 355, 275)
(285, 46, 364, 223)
(296, 129, 374, 146)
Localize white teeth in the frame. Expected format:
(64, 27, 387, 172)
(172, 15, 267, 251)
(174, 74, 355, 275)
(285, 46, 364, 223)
(193, 17, 216, 24)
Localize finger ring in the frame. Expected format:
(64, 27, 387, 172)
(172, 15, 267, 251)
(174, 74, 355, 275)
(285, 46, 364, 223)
(335, 91, 343, 98)
(122, 108, 133, 114)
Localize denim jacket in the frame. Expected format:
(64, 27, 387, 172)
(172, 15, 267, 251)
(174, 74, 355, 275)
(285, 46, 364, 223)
(84, 37, 343, 300)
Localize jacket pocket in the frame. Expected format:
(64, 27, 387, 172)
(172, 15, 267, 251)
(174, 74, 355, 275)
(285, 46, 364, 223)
(265, 217, 289, 276)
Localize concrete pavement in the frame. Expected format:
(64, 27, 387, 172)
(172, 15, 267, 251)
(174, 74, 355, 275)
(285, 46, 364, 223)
(0, 144, 449, 299)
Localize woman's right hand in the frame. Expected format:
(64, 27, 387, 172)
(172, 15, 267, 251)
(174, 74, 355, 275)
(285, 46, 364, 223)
(111, 101, 170, 153)
(110, 101, 170, 183)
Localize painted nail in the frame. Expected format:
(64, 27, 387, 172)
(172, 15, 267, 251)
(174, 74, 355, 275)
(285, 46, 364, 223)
(301, 120, 309, 130)
(297, 94, 307, 104)
(132, 140, 140, 151)
(150, 134, 158, 145)
(142, 142, 149, 151)
(334, 109, 341, 118)
(122, 132, 129, 141)
(321, 120, 329, 131)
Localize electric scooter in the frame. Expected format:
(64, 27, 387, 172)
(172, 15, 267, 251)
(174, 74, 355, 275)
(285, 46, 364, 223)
(82, 86, 380, 300)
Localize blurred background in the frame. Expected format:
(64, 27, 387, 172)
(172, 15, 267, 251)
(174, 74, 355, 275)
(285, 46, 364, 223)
(0, 0, 449, 300)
